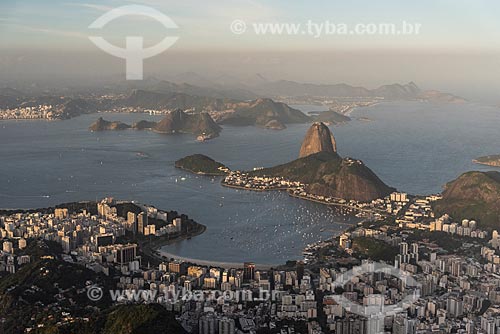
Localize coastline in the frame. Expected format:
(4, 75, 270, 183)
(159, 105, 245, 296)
(220, 181, 386, 217)
(175, 166, 227, 177)
(157, 249, 277, 270)
(343, 101, 381, 117)
(151, 215, 280, 270)
(141, 223, 207, 261)
(220, 181, 289, 192)
(287, 192, 387, 216)
(472, 159, 500, 168)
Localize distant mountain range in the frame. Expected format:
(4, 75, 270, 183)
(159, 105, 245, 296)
(162, 72, 467, 102)
(216, 98, 310, 129)
(0, 75, 468, 124)
(123, 91, 355, 130)
(124, 89, 231, 111)
(118, 79, 467, 116)
(128, 78, 257, 100)
(250, 80, 466, 102)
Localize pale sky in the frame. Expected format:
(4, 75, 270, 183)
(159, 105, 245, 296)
(1, 0, 500, 101)
(1, 0, 499, 51)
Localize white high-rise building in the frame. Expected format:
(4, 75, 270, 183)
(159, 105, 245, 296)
(400, 242, 409, 255)
(2, 241, 13, 253)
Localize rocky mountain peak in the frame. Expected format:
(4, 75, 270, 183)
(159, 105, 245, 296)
(299, 122, 337, 158)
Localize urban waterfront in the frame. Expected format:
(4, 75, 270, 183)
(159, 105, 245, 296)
(1, 102, 499, 264)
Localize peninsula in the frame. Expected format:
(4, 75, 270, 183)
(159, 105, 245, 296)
(177, 122, 394, 210)
(473, 155, 500, 167)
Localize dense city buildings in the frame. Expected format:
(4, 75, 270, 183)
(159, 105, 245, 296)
(1, 193, 499, 333)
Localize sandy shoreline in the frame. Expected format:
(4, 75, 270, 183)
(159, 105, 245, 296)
(152, 224, 278, 269)
(158, 249, 277, 270)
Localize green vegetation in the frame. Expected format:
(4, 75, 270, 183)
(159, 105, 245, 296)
(153, 110, 221, 137)
(0, 201, 98, 217)
(358, 218, 396, 230)
(433, 171, 500, 229)
(219, 98, 310, 127)
(102, 304, 186, 334)
(250, 151, 343, 183)
(249, 152, 395, 202)
(0, 240, 115, 334)
(0, 239, 185, 334)
(132, 120, 157, 130)
(351, 237, 399, 262)
(127, 89, 230, 112)
(405, 230, 482, 253)
(18, 304, 185, 334)
(474, 155, 500, 167)
(56, 201, 98, 215)
(89, 109, 222, 138)
(175, 154, 228, 175)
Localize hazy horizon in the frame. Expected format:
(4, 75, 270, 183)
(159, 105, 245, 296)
(1, 0, 500, 102)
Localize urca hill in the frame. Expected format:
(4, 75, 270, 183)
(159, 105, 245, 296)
(433, 171, 500, 228)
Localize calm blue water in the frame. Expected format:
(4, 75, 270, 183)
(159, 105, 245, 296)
(0, 101, 499, 263)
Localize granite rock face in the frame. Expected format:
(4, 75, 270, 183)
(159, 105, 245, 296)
(154, 109, 221, 138)
(299, 122, 337, 158)
(89, 117, 131, 131)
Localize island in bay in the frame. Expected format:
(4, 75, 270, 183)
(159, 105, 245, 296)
(175, 154, 229, 176)
(473, 154, 500, 167)
(89, 109, 222, 140)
